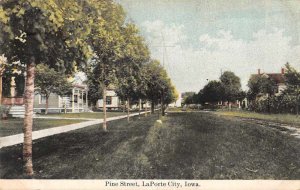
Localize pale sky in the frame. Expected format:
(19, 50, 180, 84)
(118, 0, 300, 93)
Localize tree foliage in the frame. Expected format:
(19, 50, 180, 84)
(143, 60, 177, 115)
(0, 0, 94, 176)
(220, 71, 241, 102)
(35, 64, 72, 114)
(198, 80, 224, 104)
(0, 0, 92, 71)
(115, 23, 150, 104)
(247, 74, 277, 100)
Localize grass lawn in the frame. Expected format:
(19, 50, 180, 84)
(167, 107, 183, 112)
(0, 118, 84, 137)
(43, 111, 133, 119)
(215, 110, 300, 126)
(0, 112, 299, 179)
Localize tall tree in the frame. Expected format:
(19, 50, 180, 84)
(115, 23, 150, 122)
(247, 74, 277, 100)
(0, 0, 92, 176)
(35, 64, 72, 114)
(220, 71, 241, 108)
(86, 64, 103, 110)
(144, 60, 164, 113)
(284, 63, 300, 114)
(248, 74, 277, 113)
(162, 81, 178, 115)
(86, 0, 126, 131)
(144, 60, 177, 116)
(198, 80, 224, 104)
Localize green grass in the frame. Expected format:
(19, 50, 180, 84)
(167, 107, 199, 112)
(167, 107, 183, 112)
(0, 118, 84, 137)
(43, 111, 131, 119)
(0, 112, 299, 179)
(215, 110, 300, 126)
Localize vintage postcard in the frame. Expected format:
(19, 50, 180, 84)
(0, 0, 299, 189)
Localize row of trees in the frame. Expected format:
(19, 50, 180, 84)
(184, 63, 299, 114)
(184, 71, 245, 107)
(0, 0, 177, 177)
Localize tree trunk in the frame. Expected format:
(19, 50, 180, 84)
(296, 97, 299, 116)
(23, 61, 35, 177)
(161, 92, 165, 116)
(157, 99, 160, 118)
(267, 94, 271, 113)
(0, 75, 2, 105)
(127, 97, 130, 122)
(102, 85, 107, 131)
(296, 85, 299, 116)
(123, 101, 126, 113)
(151, 101, 155, 114)
(145, 101, 148, 117)
(45, 96, 49, 115)
(138, 99, 141, 119)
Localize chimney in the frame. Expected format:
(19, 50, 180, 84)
(258, 69, 261, 74)
(281, 68, 285, 74)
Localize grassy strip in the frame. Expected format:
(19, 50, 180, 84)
(215, 110, 300, 126)
(0, 114, 158, 179)
(139, 112, 300, 179)
(42, 111, 132, 119)
(0, 112, 299, 179)
(167, 107, 183, 112)
(0, 118, 84, 137)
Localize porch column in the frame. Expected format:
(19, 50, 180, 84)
(77, 89, 79, 112)
(81, 90, 84, 112)
(85, 90, 88, 110)
(71, 88, 75, 113)
(10, 76, 16, 105)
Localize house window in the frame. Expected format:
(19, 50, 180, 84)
(106, 96, 112, 105)
(74, 95, 78, 103)
(40, 94, 47, 104)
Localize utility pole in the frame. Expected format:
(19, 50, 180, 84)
(149, 33, 175, 67)
(297, 85, 299, 116)
(149, 33, 175, 116)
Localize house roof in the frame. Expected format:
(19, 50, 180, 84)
(253, 73, 285, 84)
(73, 84, 87, 89)
(266, 73, 285, 84)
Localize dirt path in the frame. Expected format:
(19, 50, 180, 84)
(217, 114, 300, 139)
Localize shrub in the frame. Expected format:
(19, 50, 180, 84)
(0, 105, 9, 119)
(248, 94, 298, 114)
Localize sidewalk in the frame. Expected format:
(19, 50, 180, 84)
(0, 111, 148, 149)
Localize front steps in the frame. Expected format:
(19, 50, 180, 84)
(8, 105, 36, 118)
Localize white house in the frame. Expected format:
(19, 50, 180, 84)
(97, 89, 120, 110)
(97, 89, 151, 110)
(34, 84, 88, 113)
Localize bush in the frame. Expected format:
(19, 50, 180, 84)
(0, 105, 9, 119)
(249, 94, 298, 114)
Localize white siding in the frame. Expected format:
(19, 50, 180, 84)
(97, 90, 120, 109)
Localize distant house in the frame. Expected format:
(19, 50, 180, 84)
(254, 68, 287, 96)
(97, 89, 121, 111)
(34, 84, 88, 113)
(97, 89, 151, 111)
(1, 73, 88, 114)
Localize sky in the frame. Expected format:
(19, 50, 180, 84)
(118, 0, 300, 93)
